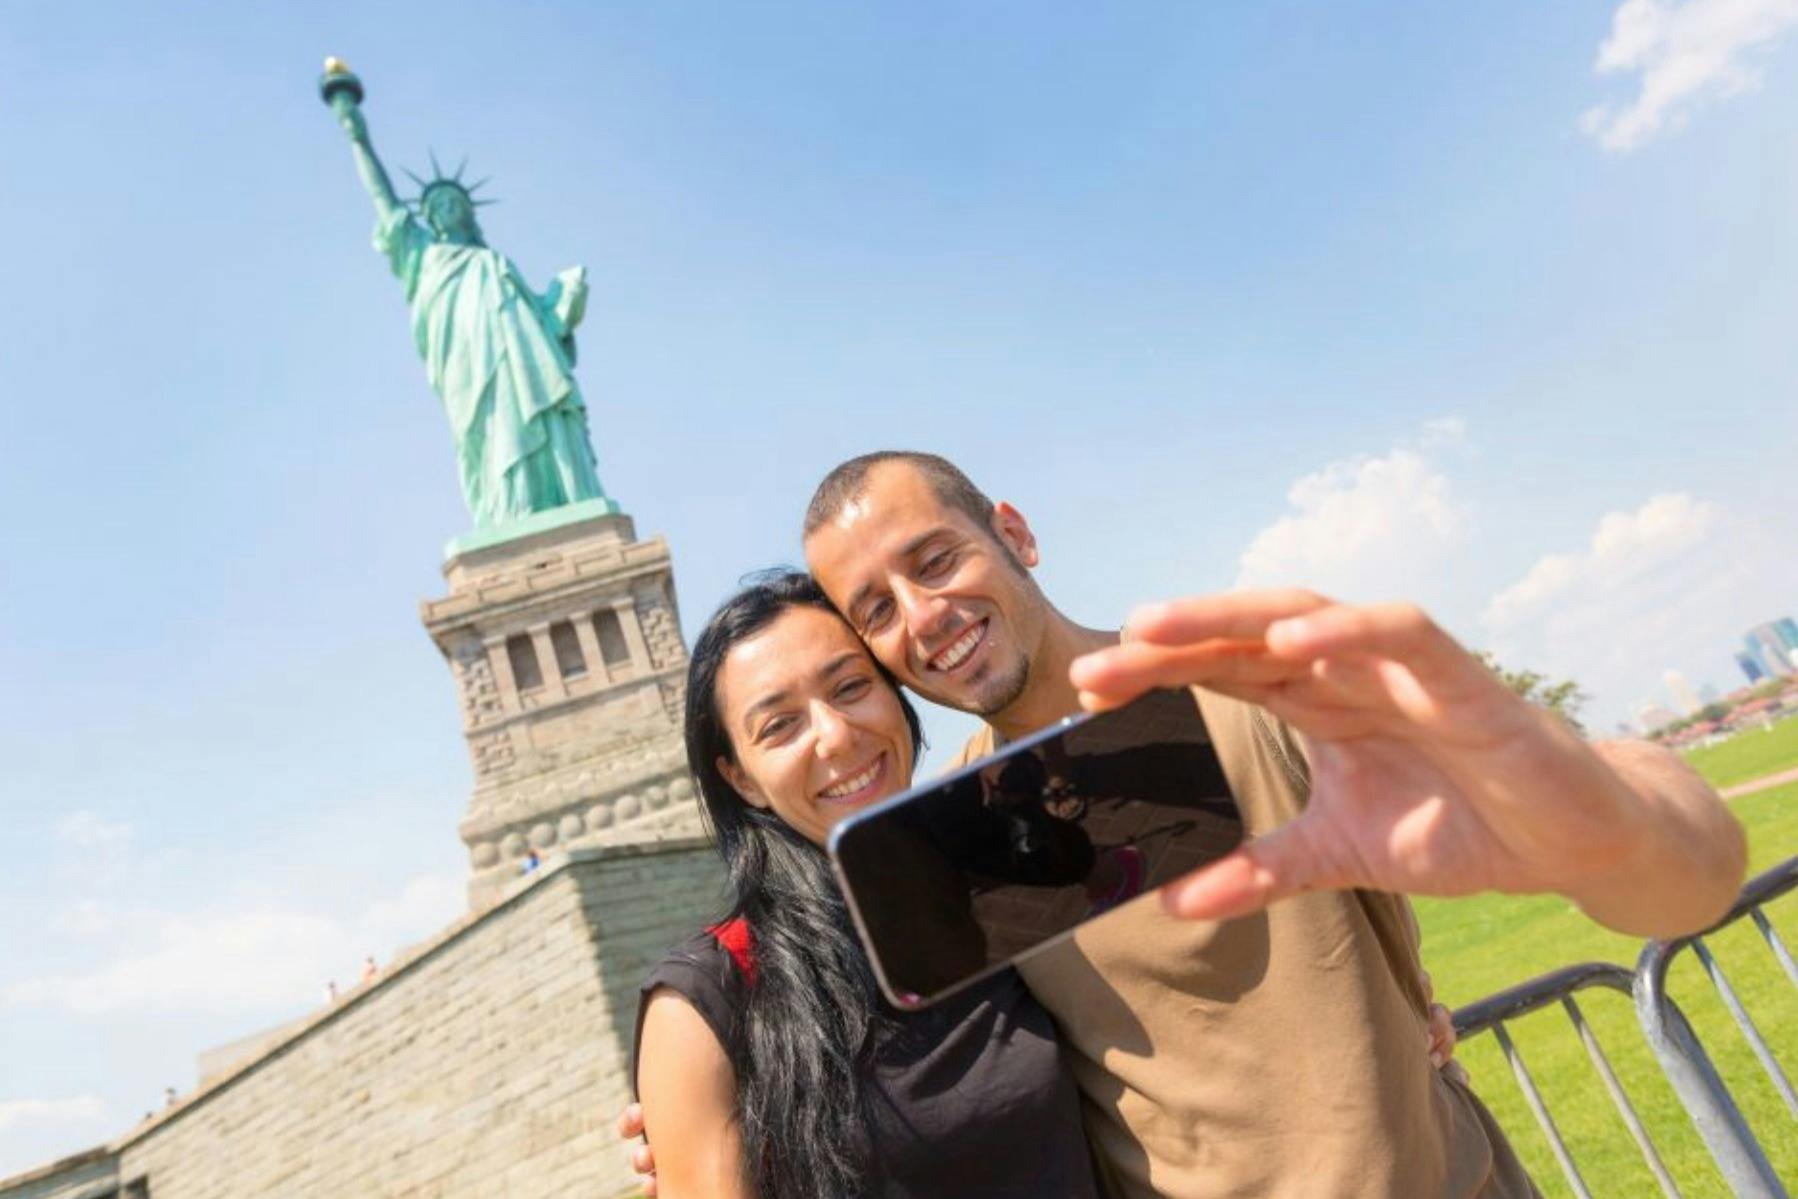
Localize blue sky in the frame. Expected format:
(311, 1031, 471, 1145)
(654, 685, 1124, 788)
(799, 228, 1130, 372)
(3, 0, 1796, 1174)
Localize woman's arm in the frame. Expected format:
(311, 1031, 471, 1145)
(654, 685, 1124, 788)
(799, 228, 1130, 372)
(636, 987, 752, 1199)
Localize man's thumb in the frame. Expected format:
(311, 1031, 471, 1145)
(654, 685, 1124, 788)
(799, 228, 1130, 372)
(1159, 818, 1336, 921)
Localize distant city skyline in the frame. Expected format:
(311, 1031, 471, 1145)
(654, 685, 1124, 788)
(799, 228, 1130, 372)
(1736, 616, 1798, 685)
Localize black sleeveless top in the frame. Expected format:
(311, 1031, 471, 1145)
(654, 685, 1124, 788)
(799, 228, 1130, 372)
(636, 922, 1104, 1198)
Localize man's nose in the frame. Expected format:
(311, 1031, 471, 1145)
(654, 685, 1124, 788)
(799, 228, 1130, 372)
(894, 579, 953, 640)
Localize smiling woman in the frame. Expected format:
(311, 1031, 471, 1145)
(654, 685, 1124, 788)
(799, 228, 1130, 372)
(631, 571, 1104, 1199)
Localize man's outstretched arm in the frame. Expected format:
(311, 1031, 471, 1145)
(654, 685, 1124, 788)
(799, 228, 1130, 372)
(1574, 737, 1746, 935)
(1070, 590, 1746, 939)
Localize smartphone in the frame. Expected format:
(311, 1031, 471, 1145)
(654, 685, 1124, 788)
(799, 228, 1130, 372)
(828, 687, 1243, 1009)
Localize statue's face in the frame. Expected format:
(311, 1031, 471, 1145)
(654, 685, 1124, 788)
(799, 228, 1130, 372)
(424, 186, 481, 242)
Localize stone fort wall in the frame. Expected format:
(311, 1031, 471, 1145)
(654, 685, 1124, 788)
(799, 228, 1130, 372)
(3, 840, 726, 1199)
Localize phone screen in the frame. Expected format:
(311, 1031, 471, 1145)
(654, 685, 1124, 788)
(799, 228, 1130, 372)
(828, 688, 1243, 1008)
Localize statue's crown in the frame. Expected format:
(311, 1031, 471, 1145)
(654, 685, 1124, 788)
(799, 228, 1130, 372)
(404, 150, 496, 212)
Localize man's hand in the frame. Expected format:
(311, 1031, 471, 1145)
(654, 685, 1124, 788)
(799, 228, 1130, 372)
(615, 1102, 657, 1195)
(1069, 590, 1746, 937)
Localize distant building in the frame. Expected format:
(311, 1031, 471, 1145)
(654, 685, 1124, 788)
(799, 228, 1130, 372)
(1698, 683, 1720, 706)
(1635, 701, 1680, 733)
(1774, 617, 1798, 652)
(1745, 624, 1796, 677)
(1664, 670, 1702, 715)
(1737, 651, 1769, 685)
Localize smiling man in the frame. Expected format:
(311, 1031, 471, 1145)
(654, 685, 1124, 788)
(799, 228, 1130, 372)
(802, 451, 1743, 1199)
(624, 450, 1744, 1198)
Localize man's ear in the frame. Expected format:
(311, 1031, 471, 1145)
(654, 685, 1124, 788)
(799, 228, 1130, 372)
(990, 502, 1040, 569)
(718, 755, 771, 810)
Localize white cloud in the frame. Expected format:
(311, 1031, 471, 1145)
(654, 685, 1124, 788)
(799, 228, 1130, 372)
(1483, 492, 1719, 626)
(3, 872, 463, 1018)
(1581, 0, 1798, 152)
(50, 900, 117, 939)
(1480, 493, 1793, 728)
(0, 1096, 105, 1135)
(54, 811, 132, 849)
(1234, 419, 1468, 600)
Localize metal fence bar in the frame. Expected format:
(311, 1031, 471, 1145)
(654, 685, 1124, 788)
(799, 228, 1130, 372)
(1632, 961, 1787, 1199)
(1690, 937, 1798, 1122)
(1456, 964, 1691, 1193)
(1560, 993, 1682, 1199)
(1492, 1021, 1593, 1199)
(1750, 907, 1798, 992)
(1634, 858, 1798, 1199)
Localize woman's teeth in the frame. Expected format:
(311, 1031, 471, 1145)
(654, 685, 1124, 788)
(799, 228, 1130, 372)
(819, 756, 884, 800)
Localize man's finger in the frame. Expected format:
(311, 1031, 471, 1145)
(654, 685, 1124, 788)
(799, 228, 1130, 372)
(615, 1102, 646, 1140)
(1427, 1002, 1457, 1069)
(1124, 589, 1333, 645)
(1265, 602, 1461, 678)
(1159, 815, 1350, 921)
(1072, 639, 1294, 710)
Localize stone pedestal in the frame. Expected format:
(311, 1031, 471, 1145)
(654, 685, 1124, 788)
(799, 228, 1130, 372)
(421, 508, 706, 912)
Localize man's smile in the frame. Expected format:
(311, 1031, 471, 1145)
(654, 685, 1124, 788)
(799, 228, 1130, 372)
(926, 619, 988, 674)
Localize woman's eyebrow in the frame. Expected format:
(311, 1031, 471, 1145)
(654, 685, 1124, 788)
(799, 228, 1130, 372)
(812, 651, 864, 681)
(739, 686, 794, 731)
(738, 653, 861, 730)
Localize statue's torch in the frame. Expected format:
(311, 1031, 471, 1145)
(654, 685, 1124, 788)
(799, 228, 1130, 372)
(319, 56, 365, 122)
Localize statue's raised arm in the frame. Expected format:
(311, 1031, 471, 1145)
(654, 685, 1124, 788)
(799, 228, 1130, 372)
(322, 59, 405, 225)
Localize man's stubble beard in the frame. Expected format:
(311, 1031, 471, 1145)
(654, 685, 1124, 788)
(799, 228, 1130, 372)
(965, 651, 1032, 718)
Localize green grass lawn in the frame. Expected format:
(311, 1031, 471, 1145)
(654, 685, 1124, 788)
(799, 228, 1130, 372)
(1683, 714, 1798, 790)
(1420, 756, 1798, 1196)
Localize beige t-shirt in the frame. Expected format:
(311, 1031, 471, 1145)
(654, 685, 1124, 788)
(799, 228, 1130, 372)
(949, 689, 1538, 1199)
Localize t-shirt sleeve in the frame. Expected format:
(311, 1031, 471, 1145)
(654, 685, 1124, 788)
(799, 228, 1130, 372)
(632, 934, 744, 1099)
(944, 726, 997, 773)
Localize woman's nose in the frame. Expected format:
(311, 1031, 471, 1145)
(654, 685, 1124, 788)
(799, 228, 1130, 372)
(811, 702, 855, 758)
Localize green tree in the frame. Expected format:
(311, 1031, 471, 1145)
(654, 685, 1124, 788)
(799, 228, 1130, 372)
(1475, 652, 1589, 736)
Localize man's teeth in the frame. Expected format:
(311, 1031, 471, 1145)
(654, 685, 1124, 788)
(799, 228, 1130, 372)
(820, 758, 882, 800)
(932, 623, 984, 671)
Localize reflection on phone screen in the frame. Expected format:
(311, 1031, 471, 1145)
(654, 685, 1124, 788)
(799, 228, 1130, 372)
(831, 688, 1243, 1007)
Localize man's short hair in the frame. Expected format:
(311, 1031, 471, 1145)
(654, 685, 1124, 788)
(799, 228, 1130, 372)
(803, 451, 996, 539)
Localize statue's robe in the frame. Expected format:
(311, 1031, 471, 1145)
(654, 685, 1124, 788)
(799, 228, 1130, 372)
(376, 208, 605, 527)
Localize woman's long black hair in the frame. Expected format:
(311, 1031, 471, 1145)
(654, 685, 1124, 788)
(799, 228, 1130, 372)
(684, 570, 923, 1199)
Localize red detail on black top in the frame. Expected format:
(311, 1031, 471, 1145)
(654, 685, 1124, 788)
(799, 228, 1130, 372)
(706, 917, 755, 984)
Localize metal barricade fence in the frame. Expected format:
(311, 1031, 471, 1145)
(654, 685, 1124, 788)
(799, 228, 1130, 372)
(1451, 856, 1798, 1198)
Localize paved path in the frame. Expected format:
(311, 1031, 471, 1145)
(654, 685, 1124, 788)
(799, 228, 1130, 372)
(1722, 765, 1798, 800)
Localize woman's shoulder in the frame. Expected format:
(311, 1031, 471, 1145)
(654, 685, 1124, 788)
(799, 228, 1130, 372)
(641, 921, 752, 1043)
(647, 919, 753, 982)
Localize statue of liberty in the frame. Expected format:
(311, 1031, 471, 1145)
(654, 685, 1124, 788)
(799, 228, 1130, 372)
(321, 59, 614, 531)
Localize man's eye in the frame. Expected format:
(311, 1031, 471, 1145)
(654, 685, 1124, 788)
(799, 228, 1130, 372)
(863, 599, 894, 631)
(919, 551, 955, 579)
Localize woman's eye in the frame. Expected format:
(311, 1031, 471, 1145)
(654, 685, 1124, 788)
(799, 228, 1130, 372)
(836, 677, 871, 701)
(756, 716, 795, 743)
